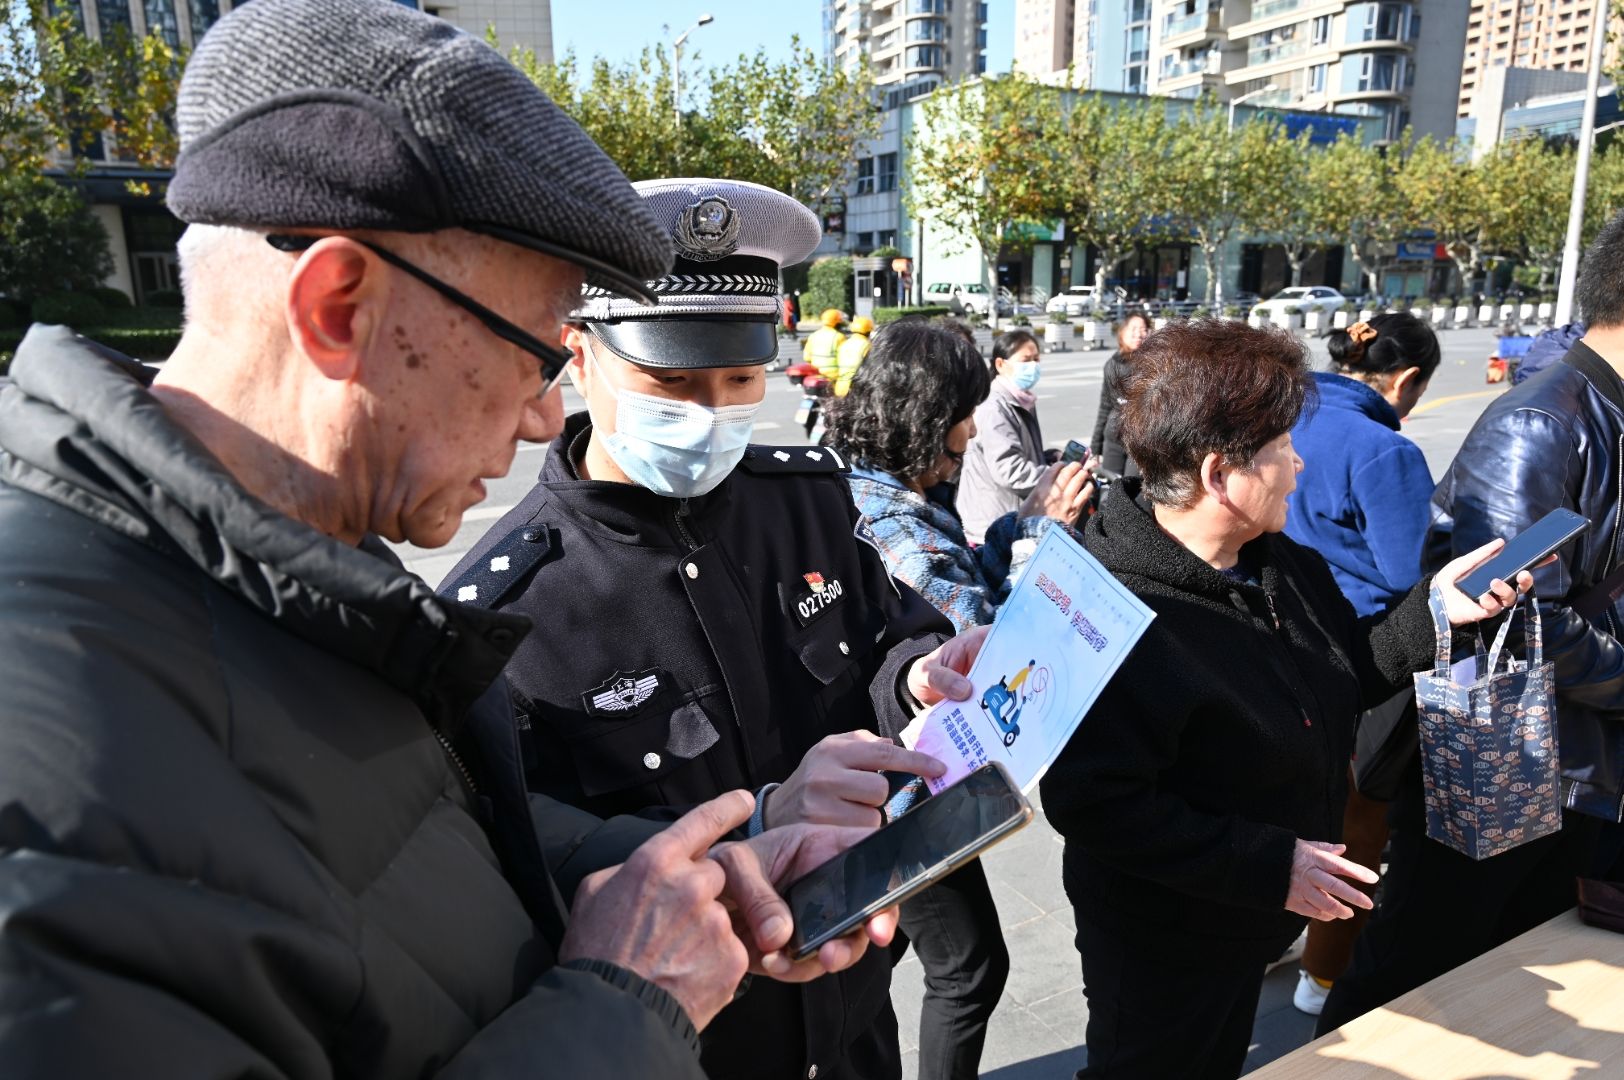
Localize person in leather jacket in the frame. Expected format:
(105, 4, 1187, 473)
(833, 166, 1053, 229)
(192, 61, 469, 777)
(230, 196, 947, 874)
(1318, 209, 1624, 1033)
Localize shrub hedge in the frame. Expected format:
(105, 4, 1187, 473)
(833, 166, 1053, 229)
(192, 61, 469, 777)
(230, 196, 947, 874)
(872, 305, 953, 325)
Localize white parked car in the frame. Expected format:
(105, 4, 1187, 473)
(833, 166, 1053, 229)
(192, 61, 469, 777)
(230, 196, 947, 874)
(1045, 285, 1100, 318)
(1251, 286, 1346, 318)
(925, 281, 1012, 317)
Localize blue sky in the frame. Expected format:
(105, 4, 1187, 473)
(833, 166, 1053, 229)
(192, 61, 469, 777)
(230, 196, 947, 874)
(552, 0, 1014, 75)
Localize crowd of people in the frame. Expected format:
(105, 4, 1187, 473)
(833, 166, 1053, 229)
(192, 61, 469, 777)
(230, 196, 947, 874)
(0, 3, 1621, 1079)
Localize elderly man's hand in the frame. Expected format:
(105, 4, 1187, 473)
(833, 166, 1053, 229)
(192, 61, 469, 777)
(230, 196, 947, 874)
(907, 624, 990, 707)
(765, 731, 945, 830)
(1435, 538, 1538, 626)
(1285, 839, 1379, 921)
(710, 822, 899, 983)
(559, 791, 755, 1031)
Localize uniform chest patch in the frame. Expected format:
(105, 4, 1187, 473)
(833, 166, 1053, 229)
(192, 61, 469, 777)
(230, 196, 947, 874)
(584, 669, 663, 717)
(791, 571, 846, 627)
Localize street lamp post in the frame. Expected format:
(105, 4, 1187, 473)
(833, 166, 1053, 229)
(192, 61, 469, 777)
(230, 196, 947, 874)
(1553, 15, 1607, 326)
(1216, 84, 1278, 310)
(671, 14, 715, 124)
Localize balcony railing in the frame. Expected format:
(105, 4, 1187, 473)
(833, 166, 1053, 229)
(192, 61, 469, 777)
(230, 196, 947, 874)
(1249, 0, 1304, 19)
(1162, 6, 1216, 39)
(1159, 54, 1218, 80)
(1246, 37, 1305, 66)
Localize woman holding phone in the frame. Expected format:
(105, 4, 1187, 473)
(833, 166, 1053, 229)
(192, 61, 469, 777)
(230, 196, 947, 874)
(1041, 320, 1531, 1080)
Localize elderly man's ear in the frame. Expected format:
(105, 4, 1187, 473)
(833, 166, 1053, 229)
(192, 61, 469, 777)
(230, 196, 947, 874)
(285, 238, 390, 381)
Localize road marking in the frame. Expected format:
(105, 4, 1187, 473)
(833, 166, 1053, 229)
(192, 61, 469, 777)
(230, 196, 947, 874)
(1409, 389, 1504, 417)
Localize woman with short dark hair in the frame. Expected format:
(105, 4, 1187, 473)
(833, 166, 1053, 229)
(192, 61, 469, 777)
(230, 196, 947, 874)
(824, 320, 1090, 1080)
(1090, 311, 1151, 476)
(1039, 320, 1531, 1080)
(957, 328, 1062, 544)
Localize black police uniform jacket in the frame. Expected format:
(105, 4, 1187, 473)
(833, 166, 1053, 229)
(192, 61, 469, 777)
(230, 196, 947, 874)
(443, 411, 955, 1080)
(0, 329, 706, 1078)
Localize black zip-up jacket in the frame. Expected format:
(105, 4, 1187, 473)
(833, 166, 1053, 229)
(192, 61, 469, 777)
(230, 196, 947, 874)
(441, 411, 954, 1080)
(1431, 341, 1624, 822)
(1041, 481, 1435, 958)
(1090, 349, 1133, 476)
(0, 327, 705, 1078)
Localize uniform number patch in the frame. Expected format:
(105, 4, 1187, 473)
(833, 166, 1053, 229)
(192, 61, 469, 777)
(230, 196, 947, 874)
(792, 572, 845, 627)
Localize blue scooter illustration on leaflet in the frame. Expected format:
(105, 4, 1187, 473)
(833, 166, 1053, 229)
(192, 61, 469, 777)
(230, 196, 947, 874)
(980, 660, 1037, 748)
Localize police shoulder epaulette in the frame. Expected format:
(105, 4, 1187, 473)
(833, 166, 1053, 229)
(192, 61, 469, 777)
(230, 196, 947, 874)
(440, 521, 554, 610)
(735, 444, 851, 476)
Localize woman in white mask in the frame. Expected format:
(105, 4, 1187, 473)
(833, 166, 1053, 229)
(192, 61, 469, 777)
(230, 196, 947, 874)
(447, 177, 989, 1080)
(958, 329, 1070, 544)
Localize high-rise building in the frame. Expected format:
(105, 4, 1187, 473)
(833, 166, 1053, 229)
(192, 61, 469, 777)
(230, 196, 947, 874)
(825, 0, 989, 91)
(409, 0, 554, 62)
(1460, 1, 1620, 117)
(1012, 0, 1152, 92)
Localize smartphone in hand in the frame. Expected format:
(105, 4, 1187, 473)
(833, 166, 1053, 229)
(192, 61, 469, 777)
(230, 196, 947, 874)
(1060, 440, 1091, 466)
(1456, 508, 1588, 599)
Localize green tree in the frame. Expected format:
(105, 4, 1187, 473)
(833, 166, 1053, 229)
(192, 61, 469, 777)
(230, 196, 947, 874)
(1491, 137, 1575, 291)
(1584, 142, 1624, 246)
(1158, 100, 1299, 306)
(510, 38, 879, 207)
(1315, 133, 1412, 298)
(0, 171, 112, 302)
(906, 71, 1050, 327)
(1257, 133, 1342, 288)
(1394, 135, 1500, 296)
(1039, 92, 1172, 300)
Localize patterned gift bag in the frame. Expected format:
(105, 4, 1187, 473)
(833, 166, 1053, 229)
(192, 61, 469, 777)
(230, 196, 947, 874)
(1414, 589, 1561, 860)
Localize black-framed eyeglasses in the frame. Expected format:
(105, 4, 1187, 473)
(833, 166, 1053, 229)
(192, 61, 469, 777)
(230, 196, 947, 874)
(265, 234, 572, 398)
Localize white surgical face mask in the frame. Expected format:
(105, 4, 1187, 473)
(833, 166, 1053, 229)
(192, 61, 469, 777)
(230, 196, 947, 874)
(587, 337, 763, 498)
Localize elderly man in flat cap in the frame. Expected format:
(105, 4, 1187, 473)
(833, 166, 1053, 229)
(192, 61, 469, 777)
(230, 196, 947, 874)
(0, 3, 894, 1076)
(446, 178, 989, 1080)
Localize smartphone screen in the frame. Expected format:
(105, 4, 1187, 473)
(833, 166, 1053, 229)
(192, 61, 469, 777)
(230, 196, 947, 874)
(1061, 440, 1091, 465)
(786, 763, 1032, 959)
(1456, 507, 1589, 599)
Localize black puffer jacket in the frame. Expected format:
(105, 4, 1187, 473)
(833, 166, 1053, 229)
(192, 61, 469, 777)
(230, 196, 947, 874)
(0, 327, 705, 1078)
(1431, 342, 1624, 822)
(1041, 481, 1436, 957)
(1089, 349, 1136, 477)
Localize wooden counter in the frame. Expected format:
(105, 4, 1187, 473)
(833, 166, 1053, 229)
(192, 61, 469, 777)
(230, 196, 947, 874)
(1248, 910, 1624, 1080)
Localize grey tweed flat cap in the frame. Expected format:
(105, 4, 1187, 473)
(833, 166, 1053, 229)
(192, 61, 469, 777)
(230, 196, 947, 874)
(167, 0, 670, 303)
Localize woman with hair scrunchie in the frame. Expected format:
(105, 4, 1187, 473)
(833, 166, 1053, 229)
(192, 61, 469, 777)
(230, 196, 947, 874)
(1280, 312, 1443, 1016)
(824, 319, 1092, 1080)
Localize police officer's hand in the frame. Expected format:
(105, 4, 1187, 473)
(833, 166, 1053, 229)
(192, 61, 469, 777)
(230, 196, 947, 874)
(765, 730, 945, 830)
(560, 790, 755, 1031)
(907, 624, 991, 707)
(710, 823, 900, 983)
(1019, 460, 1093, 526)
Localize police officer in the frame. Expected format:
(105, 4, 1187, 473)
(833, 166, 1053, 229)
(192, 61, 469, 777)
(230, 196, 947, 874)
(444, 178, 986, 1080)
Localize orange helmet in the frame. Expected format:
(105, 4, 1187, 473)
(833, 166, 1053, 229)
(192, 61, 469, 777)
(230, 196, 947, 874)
(820, 308, 847, 328)
(850, 316, 875, 335)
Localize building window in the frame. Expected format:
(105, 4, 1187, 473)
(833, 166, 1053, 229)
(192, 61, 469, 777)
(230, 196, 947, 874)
(855, 157, 875, 195)
(857, 231, 875, 251)
(144, 0, 178, 45)
(96, 0, 132, 31)
(1311, 15, 1330, 46)
(905, 44, 944, 68)
(877, 152, 898, 193)
(188, 0, 219, 36)
(878, 230, 898, 248)
(1308, 63, 1327, 94)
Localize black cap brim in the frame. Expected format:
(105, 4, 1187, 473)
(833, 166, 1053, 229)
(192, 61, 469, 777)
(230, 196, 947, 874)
(587, 318, 778, 369)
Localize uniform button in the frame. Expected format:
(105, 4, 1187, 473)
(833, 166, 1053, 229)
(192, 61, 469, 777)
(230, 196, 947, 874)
(839, 641, 850, 655)
(643, 752, 662, 770)
(808, 1067, 818, 1079)
(521, 528, 544, 543)
(685, 562, 700, 580)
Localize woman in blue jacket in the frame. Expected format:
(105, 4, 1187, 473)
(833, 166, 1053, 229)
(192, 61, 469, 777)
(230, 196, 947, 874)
(1283, 313, 1441, 1015)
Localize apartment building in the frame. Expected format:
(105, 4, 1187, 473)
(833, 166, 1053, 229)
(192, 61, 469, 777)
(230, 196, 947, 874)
(1012, 0, 1154, 92)
(825, 0, 990, 89)
(1460, 1, 1618, 117)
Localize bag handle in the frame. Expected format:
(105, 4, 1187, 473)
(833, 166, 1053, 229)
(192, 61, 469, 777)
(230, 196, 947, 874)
(1485, 589, 1543, 675)
(1429, 587, 1454, 676)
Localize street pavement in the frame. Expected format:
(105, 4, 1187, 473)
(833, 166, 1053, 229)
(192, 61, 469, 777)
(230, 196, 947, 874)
(390, 323, 1519, 1077)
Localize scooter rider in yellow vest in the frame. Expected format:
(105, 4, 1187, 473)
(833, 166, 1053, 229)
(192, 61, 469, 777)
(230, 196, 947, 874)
(803, 308, 846, 381)
(834, 315, 873, 397)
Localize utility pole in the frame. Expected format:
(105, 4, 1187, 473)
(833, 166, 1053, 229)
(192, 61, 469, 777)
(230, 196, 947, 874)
(1554, 14, 1608, 325)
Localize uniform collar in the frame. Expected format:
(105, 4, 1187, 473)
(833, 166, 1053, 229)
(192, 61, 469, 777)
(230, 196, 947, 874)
(538, 410, 734, 546)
